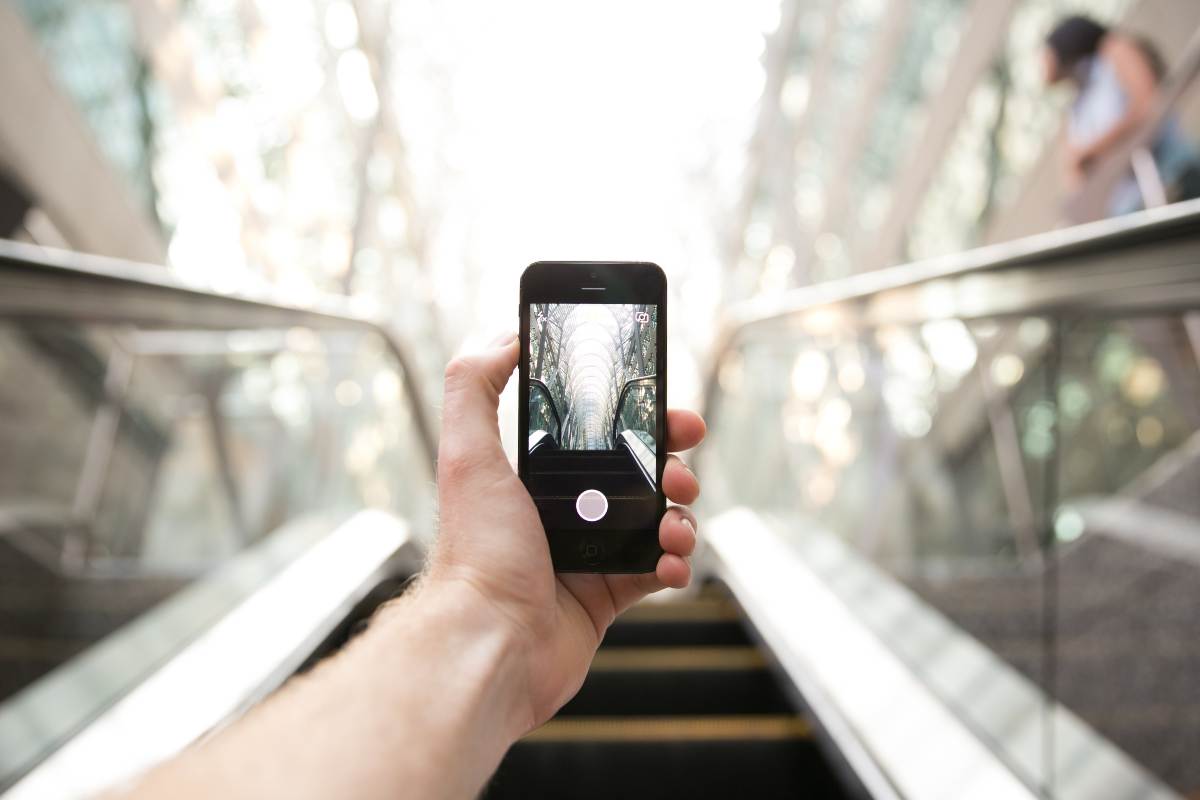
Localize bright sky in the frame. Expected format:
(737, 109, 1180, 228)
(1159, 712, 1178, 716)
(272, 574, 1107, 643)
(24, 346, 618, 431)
(390, 0, 778, 386)
(156, 0, 777, 413)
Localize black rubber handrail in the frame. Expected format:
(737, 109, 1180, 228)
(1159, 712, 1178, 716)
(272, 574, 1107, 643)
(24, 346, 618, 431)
(611, 374, 656, 447)
(527, 377, 563, 440)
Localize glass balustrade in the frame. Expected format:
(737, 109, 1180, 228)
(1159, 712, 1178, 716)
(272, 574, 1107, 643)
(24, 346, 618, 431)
(0, 253, 436, 787)
(528, 379, 562, 451)
(614, 379, 656, 451)
(700, 288, 1200, 795)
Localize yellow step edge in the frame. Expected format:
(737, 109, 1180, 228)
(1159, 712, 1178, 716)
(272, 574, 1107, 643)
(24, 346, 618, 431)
(618, 598, 741, 623)
(523, 715, 811, 742)
(590, 646, 765, 671)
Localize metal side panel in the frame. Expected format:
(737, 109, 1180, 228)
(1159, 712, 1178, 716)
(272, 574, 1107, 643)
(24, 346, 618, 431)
(706, 508, 1181, 800)
(1, 510, 421, 799)
(706, 507, 1036, 800)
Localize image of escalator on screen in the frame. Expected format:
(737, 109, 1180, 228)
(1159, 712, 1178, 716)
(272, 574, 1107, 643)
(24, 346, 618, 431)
(528, 303, 657, 490)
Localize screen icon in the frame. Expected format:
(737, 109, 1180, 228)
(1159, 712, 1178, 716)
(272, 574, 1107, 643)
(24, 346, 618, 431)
(635, 311, 650, 324)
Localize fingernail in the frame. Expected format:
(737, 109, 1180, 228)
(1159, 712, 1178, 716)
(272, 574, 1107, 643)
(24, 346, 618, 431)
(490, 331, 518, 348)
(681, 516, 696, 533)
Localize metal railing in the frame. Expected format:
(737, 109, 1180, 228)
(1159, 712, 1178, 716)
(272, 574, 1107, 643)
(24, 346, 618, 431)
(696, 200, 1200, 799)
(0, 238, 437, 575)
(0, 238, 437, 460)
(528, 377, 563, 445)
(2, 512, 423, 797)
(611, 374, 656, 447)
(0, 239, 440, 792)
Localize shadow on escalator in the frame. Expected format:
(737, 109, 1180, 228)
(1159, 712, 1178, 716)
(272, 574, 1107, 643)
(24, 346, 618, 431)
(293, 573, 415, 673)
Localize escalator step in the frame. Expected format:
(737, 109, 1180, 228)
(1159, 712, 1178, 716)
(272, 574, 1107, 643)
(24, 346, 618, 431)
(602, 619, 753, 648)
(522, 714, 809, 742)
(525, 469, 647, 496)
(617, 598, 740, 623)
(559, 666, 790, 717)
(485, 589, 849, 798)
(591, 646, 764, 671)
(487, 717, 841, 800)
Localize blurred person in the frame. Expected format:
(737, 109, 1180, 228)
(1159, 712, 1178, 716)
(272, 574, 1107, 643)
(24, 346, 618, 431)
(1043, 15, 1200, 214)
(112, 333, 706, 800)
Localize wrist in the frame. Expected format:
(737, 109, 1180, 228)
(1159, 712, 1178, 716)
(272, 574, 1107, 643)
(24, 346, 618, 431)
(370, 576, 536, 744)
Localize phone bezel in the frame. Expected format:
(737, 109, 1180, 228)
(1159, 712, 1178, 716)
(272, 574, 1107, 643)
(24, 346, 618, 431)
(518, 261, 667, 573)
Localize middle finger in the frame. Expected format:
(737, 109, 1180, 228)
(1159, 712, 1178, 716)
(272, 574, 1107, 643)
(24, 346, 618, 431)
(662, 454, 699, 504)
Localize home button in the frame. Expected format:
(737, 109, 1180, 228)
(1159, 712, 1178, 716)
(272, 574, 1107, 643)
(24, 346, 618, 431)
(575, 489, 608, 522)
(580, 539, 605, 564)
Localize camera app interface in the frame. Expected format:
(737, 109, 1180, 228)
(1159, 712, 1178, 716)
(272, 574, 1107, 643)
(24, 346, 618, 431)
(527, 303, 658, 530)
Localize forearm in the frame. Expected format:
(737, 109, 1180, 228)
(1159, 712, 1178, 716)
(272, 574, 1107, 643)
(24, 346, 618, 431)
(1082, 103, 1156, 165)
(122, 581, 532, 800)
(1086, 118, 1140, 160)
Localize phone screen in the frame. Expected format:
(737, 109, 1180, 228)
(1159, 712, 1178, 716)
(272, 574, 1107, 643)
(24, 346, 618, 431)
(525, 302, 660, 534)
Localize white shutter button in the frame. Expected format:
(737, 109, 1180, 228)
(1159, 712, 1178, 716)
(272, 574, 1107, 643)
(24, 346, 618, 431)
(575, 489, 608, 522)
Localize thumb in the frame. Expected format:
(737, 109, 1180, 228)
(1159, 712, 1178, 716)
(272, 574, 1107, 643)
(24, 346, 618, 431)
(438, 333, 519, 482)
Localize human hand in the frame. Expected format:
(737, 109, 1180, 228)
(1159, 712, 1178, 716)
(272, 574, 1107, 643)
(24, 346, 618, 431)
(424, 332, 705, 732)
(1064, 142, 1096, 189)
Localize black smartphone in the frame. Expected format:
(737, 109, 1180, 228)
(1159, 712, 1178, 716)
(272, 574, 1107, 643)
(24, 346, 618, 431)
(518, 261, 666, 573)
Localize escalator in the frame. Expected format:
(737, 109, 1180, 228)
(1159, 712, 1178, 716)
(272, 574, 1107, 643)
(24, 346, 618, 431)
(525, 376, 660, 532)
(526, 450, 652, 496)
(527, 374, 657, 490)
(0, 534, 187, 701)
(2, 201, 1199, 799)
(0, 240, 436, 795)
(486, 584, 847, 800)
(697, 200, 1200, 799)
(289, 574, 852, 798)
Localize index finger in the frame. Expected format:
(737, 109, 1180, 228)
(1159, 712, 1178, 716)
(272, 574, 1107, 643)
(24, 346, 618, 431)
(666, 409, 706, 452)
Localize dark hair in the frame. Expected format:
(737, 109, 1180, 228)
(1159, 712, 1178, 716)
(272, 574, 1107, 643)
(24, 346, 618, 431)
(1046, 15, 1108, 74)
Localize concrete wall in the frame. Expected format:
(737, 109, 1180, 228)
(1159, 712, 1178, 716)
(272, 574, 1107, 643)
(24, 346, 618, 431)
(0, 4, 166, 263)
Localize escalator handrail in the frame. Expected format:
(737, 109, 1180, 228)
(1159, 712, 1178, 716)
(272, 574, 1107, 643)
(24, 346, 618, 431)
(0, 510, 423, 797)
(702, 199, 1200, 418)
(721, 198, 1200, 335)
(704, 508, 1176, 800)
(611, 374, 655, 447)
(527, 377, 563, 441)
(615, 430, 656, 491)
(0, 238, 437, 466)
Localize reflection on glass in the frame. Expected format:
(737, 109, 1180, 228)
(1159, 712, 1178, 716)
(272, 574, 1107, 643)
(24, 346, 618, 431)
(701, 308, 1200, 795)
(1051, 316, 1200, 795)
(0, 319, 432, 709)
(701, 315, 1049, 788)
